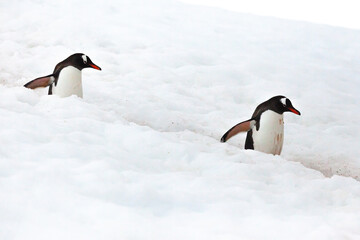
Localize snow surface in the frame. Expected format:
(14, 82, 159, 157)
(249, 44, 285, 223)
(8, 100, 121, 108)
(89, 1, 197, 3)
(180, 0, 360, 29)
(1, 0, 360, 239)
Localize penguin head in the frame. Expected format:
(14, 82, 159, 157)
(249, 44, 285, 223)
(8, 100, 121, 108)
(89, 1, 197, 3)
(65, 53, 102, 71)
(276, 96, 301, 115)
(77, 53, 101, 71)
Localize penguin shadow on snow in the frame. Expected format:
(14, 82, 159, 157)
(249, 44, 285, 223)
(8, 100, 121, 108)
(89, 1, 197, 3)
(24, 53, 101, 98)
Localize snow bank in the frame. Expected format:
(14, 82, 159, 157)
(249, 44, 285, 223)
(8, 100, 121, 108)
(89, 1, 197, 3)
(1, 0, 360, 239)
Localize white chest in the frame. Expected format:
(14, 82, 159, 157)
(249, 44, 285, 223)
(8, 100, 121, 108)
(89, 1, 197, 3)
(52, 66, 83, 98)
(252, 111, 284, 155)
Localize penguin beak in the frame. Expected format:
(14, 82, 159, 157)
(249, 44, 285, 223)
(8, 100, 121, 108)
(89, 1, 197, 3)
(89, 63, 101, 71)
(288, 107, 301, 115)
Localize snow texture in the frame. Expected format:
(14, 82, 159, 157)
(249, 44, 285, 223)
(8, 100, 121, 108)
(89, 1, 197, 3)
(1, 0, 360, 239)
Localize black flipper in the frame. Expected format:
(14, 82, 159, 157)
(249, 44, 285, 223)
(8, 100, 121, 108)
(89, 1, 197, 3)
(221, 119, 256, 142)
(24, 74, 54, 89)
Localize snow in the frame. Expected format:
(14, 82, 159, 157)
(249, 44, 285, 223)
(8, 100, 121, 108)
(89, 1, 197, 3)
(1, 0, 360, 239)
(180, 0, 360, 29)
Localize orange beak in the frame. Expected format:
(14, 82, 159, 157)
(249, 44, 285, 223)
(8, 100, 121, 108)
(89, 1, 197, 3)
(90, 64, 101, 70)
(288, 107, 301, 115)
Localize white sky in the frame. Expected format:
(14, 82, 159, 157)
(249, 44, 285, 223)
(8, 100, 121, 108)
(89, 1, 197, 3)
(180, 0, 360, 29)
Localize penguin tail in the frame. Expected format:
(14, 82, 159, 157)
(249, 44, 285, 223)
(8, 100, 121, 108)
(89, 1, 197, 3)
(221, 119, 255, 142)
(24, 74, 54, 89)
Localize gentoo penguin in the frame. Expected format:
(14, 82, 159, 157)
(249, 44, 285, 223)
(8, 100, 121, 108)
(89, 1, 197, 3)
(220, 96, 301, 155)
(24, 53, 101, 98)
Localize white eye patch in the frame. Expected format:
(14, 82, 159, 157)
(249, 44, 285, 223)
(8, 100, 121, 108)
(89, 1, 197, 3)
(82, 54, 87, 64)
(280, 97, 287, 106)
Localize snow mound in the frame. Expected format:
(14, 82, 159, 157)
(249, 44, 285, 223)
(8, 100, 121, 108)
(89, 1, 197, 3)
(1, 0, 360, 239)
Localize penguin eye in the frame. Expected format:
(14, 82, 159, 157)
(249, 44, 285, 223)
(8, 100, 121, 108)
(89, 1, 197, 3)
(280, 97, 287, 106)
(82, 54, 87, 64)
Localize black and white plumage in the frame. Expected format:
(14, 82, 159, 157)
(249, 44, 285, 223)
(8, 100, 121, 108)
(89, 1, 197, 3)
(221, 96, 301, 155)
(24, 53, 101, 98)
